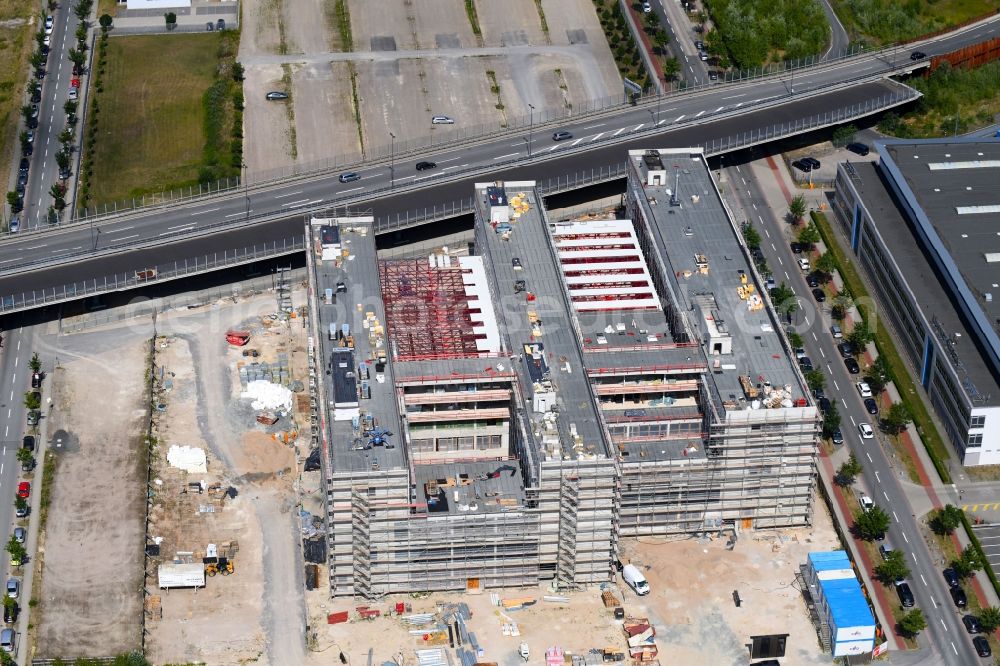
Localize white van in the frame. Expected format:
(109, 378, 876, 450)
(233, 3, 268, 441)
(622, 564, 650, 596)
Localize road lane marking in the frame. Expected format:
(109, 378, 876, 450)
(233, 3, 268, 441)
(632, 123, 644, 132)
(273, 190, 302, 198)
(581, 123, 606, 130)
(951, 642, 957, 655)
(105, 226, 135, 234)
(875, 471, 880, 483)
(893, 510, 899, 522)
(437, 157, 462, 163)
(189, 207, 220, 216)
(941, 619, 948, 631)
(721, 93, 746, 99)
(286, 199, 323, 208)
(281, 199, 309, 207)
(168, 222, 197, 230)
(920, 573, 927, 586)
(883, 491, 890, 502)
(570, 138, 583, 146)
(695, 110, 705, 117)
(0, 257, 24, 264)
(160, 229, 190, 236)
(339, 187, 364, 194)
(714, 106, 724, 113)
(902, 532, 909, 543)
(493, 153, 519, 160)
(833, 380, 840, 391)
(110, 234, 138, 241)
(590, 132, 605, 141)
(849, 415, 856, 426)
(867, 452, 873, 462)
(613, 128, 627, 137)
(675, 114, 685, 122)
(225, 212, 251, 218)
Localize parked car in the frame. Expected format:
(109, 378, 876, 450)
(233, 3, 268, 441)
(17, 482, 30, 499)
(838, 342, 855, 358)
(798, 357, 813, 372)
(21, 435, 33, 452)
(8, 216, 19, 233)
(338, 172, 361, 183)
(797, 257, 810, 271)
(856, 381, 872, 398)
(818, 397, 832, 414)
(14, 502, 27, 519)
(864, 398, 878, 415)
(879, 542, 894, 561)
(846, 142, 870, 156)
(806, 273, 819, 287)
(974, 635, 992, 658)
(951, 586, 968, 608)
(790, 242, 803, 254)
(792, 159, 812, 173)
(5, 579, 18, 599)
(963, 615, 981, 634)
(68, 86, 78, 101)
(431, 115, 455, 124)
(812, 288, 826, 303)
(831, 428, 844, 445)
(18, 158, 28, 174)
(943, 568, 960, 588)
(641, 1, 652, 12)
(29, 104, 38, 119)
(265, 91, 289, 101)
(44, 15, 53, 32)
(859, 495, 874, 511)
(858, 423, 874, 439)
(20, 456, 34, 474)
(830, 324, 843, 339)
(25, 129, 34, 144)
(415, 161, 437, 171)
(698, 51, 709, 61)
(552, 130, 573, 141)
(2, 601, 16, 625)
(896, 582, 914, 607)
(708, 70, 718, 81)
(0, 628, 12, 653)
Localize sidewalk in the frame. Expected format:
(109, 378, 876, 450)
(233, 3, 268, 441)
(748, 152, 1000, 611)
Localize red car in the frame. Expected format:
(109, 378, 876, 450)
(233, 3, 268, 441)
(17, 482, 29, 499)
(71, 78, 80, 88)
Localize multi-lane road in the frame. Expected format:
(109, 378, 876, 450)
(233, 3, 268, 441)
(20, 2, 83, 231)
(727, 158, 981, 664)
(0, 14, 997, 312)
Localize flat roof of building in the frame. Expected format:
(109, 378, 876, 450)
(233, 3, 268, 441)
(879, 139, 1000, 325)
(847, 158, 1000, 406)
(628, 149, 808, 411)
(313, 219, 408, 473)
(413, 460, 526, 515)
(474, 184, 611, 460)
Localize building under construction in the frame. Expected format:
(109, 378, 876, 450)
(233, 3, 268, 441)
(306, 147, 818, 599)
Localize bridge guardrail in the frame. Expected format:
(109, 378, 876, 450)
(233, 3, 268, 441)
(0, 236, 306, 313)
(0, 87, 919, 281)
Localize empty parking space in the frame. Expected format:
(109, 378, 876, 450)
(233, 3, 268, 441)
(972, 524, 1000, 570)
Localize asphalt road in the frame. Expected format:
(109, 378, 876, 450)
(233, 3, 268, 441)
(650, 0, 710, 86)
(19, 3, 81, 231)
(818, 0, 851, 59)
(727, 162, 980, 664)
(0, 14, 996, 310)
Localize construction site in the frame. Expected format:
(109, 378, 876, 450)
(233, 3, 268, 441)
(306, 147, 819, 602)
(141, 273, 314, 665)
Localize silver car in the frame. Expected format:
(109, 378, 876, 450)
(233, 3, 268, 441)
(5, 578, 18, 599)
(431, 115, 455, 124)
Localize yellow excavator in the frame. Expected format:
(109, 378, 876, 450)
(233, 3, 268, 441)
(204, 556, 234, 576)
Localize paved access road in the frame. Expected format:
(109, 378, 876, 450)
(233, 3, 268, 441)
(20, 2, 83, 231)
(726, 159, 980, 665)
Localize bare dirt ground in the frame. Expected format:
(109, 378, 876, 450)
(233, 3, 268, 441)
(304, 585, 625, 666)
(141, 290, 312, 666)
(621, 492, 841, 666)
(291, 62, 361, 167)
(34, 333, 148, 658)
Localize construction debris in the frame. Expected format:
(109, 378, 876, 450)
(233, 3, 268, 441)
(240, 379, 293, 411)
(166, 445, 207, 474)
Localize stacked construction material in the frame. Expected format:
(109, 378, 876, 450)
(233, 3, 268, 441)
(623, 617, 658, 662)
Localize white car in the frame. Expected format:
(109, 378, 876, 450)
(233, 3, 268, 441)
(431, 115, 455, 125)
(858, 423, 874, 439)
(68, 86, 78, 100)
(45, 15, 54, 34)
(797, 257, 810, 271)
(642, 1, 652, 11)
(859, 494, 874, 511)
(856, 381, 872, 398)
(43, 34, 50, 46)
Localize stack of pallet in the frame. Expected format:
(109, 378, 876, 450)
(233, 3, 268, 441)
(601, 589, 621, 609)
(623, 617, 658, 662)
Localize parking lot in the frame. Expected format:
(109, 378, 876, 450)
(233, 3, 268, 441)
(237, 0, 622, 176)
(972, 523, 1000, 571)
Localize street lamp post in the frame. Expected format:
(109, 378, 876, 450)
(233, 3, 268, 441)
(242, 162, 251, 221)
(390, 132, 396, 189)
(527, 104, 535, 157)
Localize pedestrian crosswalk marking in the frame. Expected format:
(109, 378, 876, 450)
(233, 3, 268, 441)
(965, 503, 1000, 512)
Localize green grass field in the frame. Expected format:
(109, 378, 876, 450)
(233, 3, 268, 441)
(830, 0, 997, 46)
(86, 33, 237, 205)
